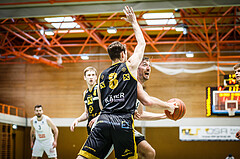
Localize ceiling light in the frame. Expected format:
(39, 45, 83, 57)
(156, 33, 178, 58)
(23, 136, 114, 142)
(175, 27, 184, 32)
(81, 55, 89, 60)
(186, 51, 194, 58)
(40, 28, 45, 35)
(51, 22, 80, 29)
(44, 17, 80, 29)
(145, 27, 172, 31)
(45, 17, 65, 22)
(183, 27, 188, 35)
(45, 29, 54, 35)
(57, 55, 62, 64)
(12, 124, 17, 130)
(56, 29, 84, 34)
(175, 24, 188, 34)
(107, 26, 117, 34)
(143, 13, 176, 25)
(33, 55, 39, 59)
(174, 8, 180, 12)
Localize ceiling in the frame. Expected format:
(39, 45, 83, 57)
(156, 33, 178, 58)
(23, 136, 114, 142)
(0, 0, 240, 69)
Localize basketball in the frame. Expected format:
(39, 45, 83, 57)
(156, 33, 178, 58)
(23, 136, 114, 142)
(164, 98, 186, 121)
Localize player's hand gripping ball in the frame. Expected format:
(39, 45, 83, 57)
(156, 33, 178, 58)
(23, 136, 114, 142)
(165, 98, 186, 121)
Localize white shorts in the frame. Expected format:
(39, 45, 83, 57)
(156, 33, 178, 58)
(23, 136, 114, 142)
(32, 138, 57, 158)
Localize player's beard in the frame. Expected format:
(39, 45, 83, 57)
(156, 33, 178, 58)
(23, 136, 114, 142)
(143, 73, 150, 81)
(236, 77, 240, 83)
(142, 72, 150, 83)
(37, 114, 42, 118)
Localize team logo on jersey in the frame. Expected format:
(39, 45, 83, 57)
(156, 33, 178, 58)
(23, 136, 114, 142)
(87, 95, 93, 105)
(123, 73, 130, 81)
(89, 105, 94, 114)
(101, 74, 104, 80)
(104, 92, 125, 103)
(121, 67, 126, 72)
(121, 121, 130, 129)
(100, 81, 106, 89)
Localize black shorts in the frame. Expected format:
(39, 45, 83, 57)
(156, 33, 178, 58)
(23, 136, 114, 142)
(78, 113, 137, 159)
(135, 130, 145, 145)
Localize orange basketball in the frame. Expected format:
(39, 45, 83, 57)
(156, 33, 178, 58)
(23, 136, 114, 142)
(164, 98, 186, 121)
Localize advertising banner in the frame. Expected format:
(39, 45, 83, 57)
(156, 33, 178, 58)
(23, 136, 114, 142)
(179, 126, 240, 141)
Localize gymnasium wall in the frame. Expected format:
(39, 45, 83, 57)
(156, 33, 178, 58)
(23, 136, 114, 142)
(0, 62, 110, 118)
(0, 61, 230, 118)
(14, 126, 26, 158)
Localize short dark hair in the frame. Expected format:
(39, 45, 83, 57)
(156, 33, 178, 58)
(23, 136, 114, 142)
(233, 63, 240, 70)
(34, 105, 43, 110)
(142, 57, 150, 62)
(107, 41, 126, 60)
(140, 57, 151, 66)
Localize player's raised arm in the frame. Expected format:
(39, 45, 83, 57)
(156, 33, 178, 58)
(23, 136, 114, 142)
(122, 6, 146, 78)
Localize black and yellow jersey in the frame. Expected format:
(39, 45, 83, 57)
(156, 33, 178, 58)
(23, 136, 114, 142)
(99, 62, 137, 115)
(84, 84, 101, 134)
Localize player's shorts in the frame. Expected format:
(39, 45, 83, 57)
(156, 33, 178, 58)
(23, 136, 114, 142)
(32, 138, 57, 158)
(79, 113, 137, 159)
(135, 130, 145, 145)
(91, 116, 145, 145)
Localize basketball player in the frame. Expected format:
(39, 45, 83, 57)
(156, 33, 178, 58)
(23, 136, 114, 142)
(233, 63, 240, 139)
(77, 6, 177, 159)
(88, 57, 167, 159)
(70, 67, 100, 135)
(30, 105, 58, 159)
(135, 57, 167, 159)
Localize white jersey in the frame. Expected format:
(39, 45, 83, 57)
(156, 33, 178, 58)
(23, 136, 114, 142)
(32, 115, 54, 141)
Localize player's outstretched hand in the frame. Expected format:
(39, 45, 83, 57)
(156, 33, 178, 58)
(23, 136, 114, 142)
(30, 141, 34, 149)
(236, 130, 240, 139)
(52, 141, 57, 148)
(167, 102, 178, 115)
(159, 113, 167, 119)
(88, 117, 97, 128)
(70, 119, 78, 132)
(121, 6, 137, 24)
(133, 110, 141, 120)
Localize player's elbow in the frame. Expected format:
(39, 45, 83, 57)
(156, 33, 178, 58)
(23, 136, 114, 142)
(146, 148, 156, 159)
(136, 41, 146, 50)
(139, 41, 146, 46)
(139, 146, 156, 159)
(141, 99, 153, 107)
(138, 41, 146, 50)
(54, 127, 59, 134)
